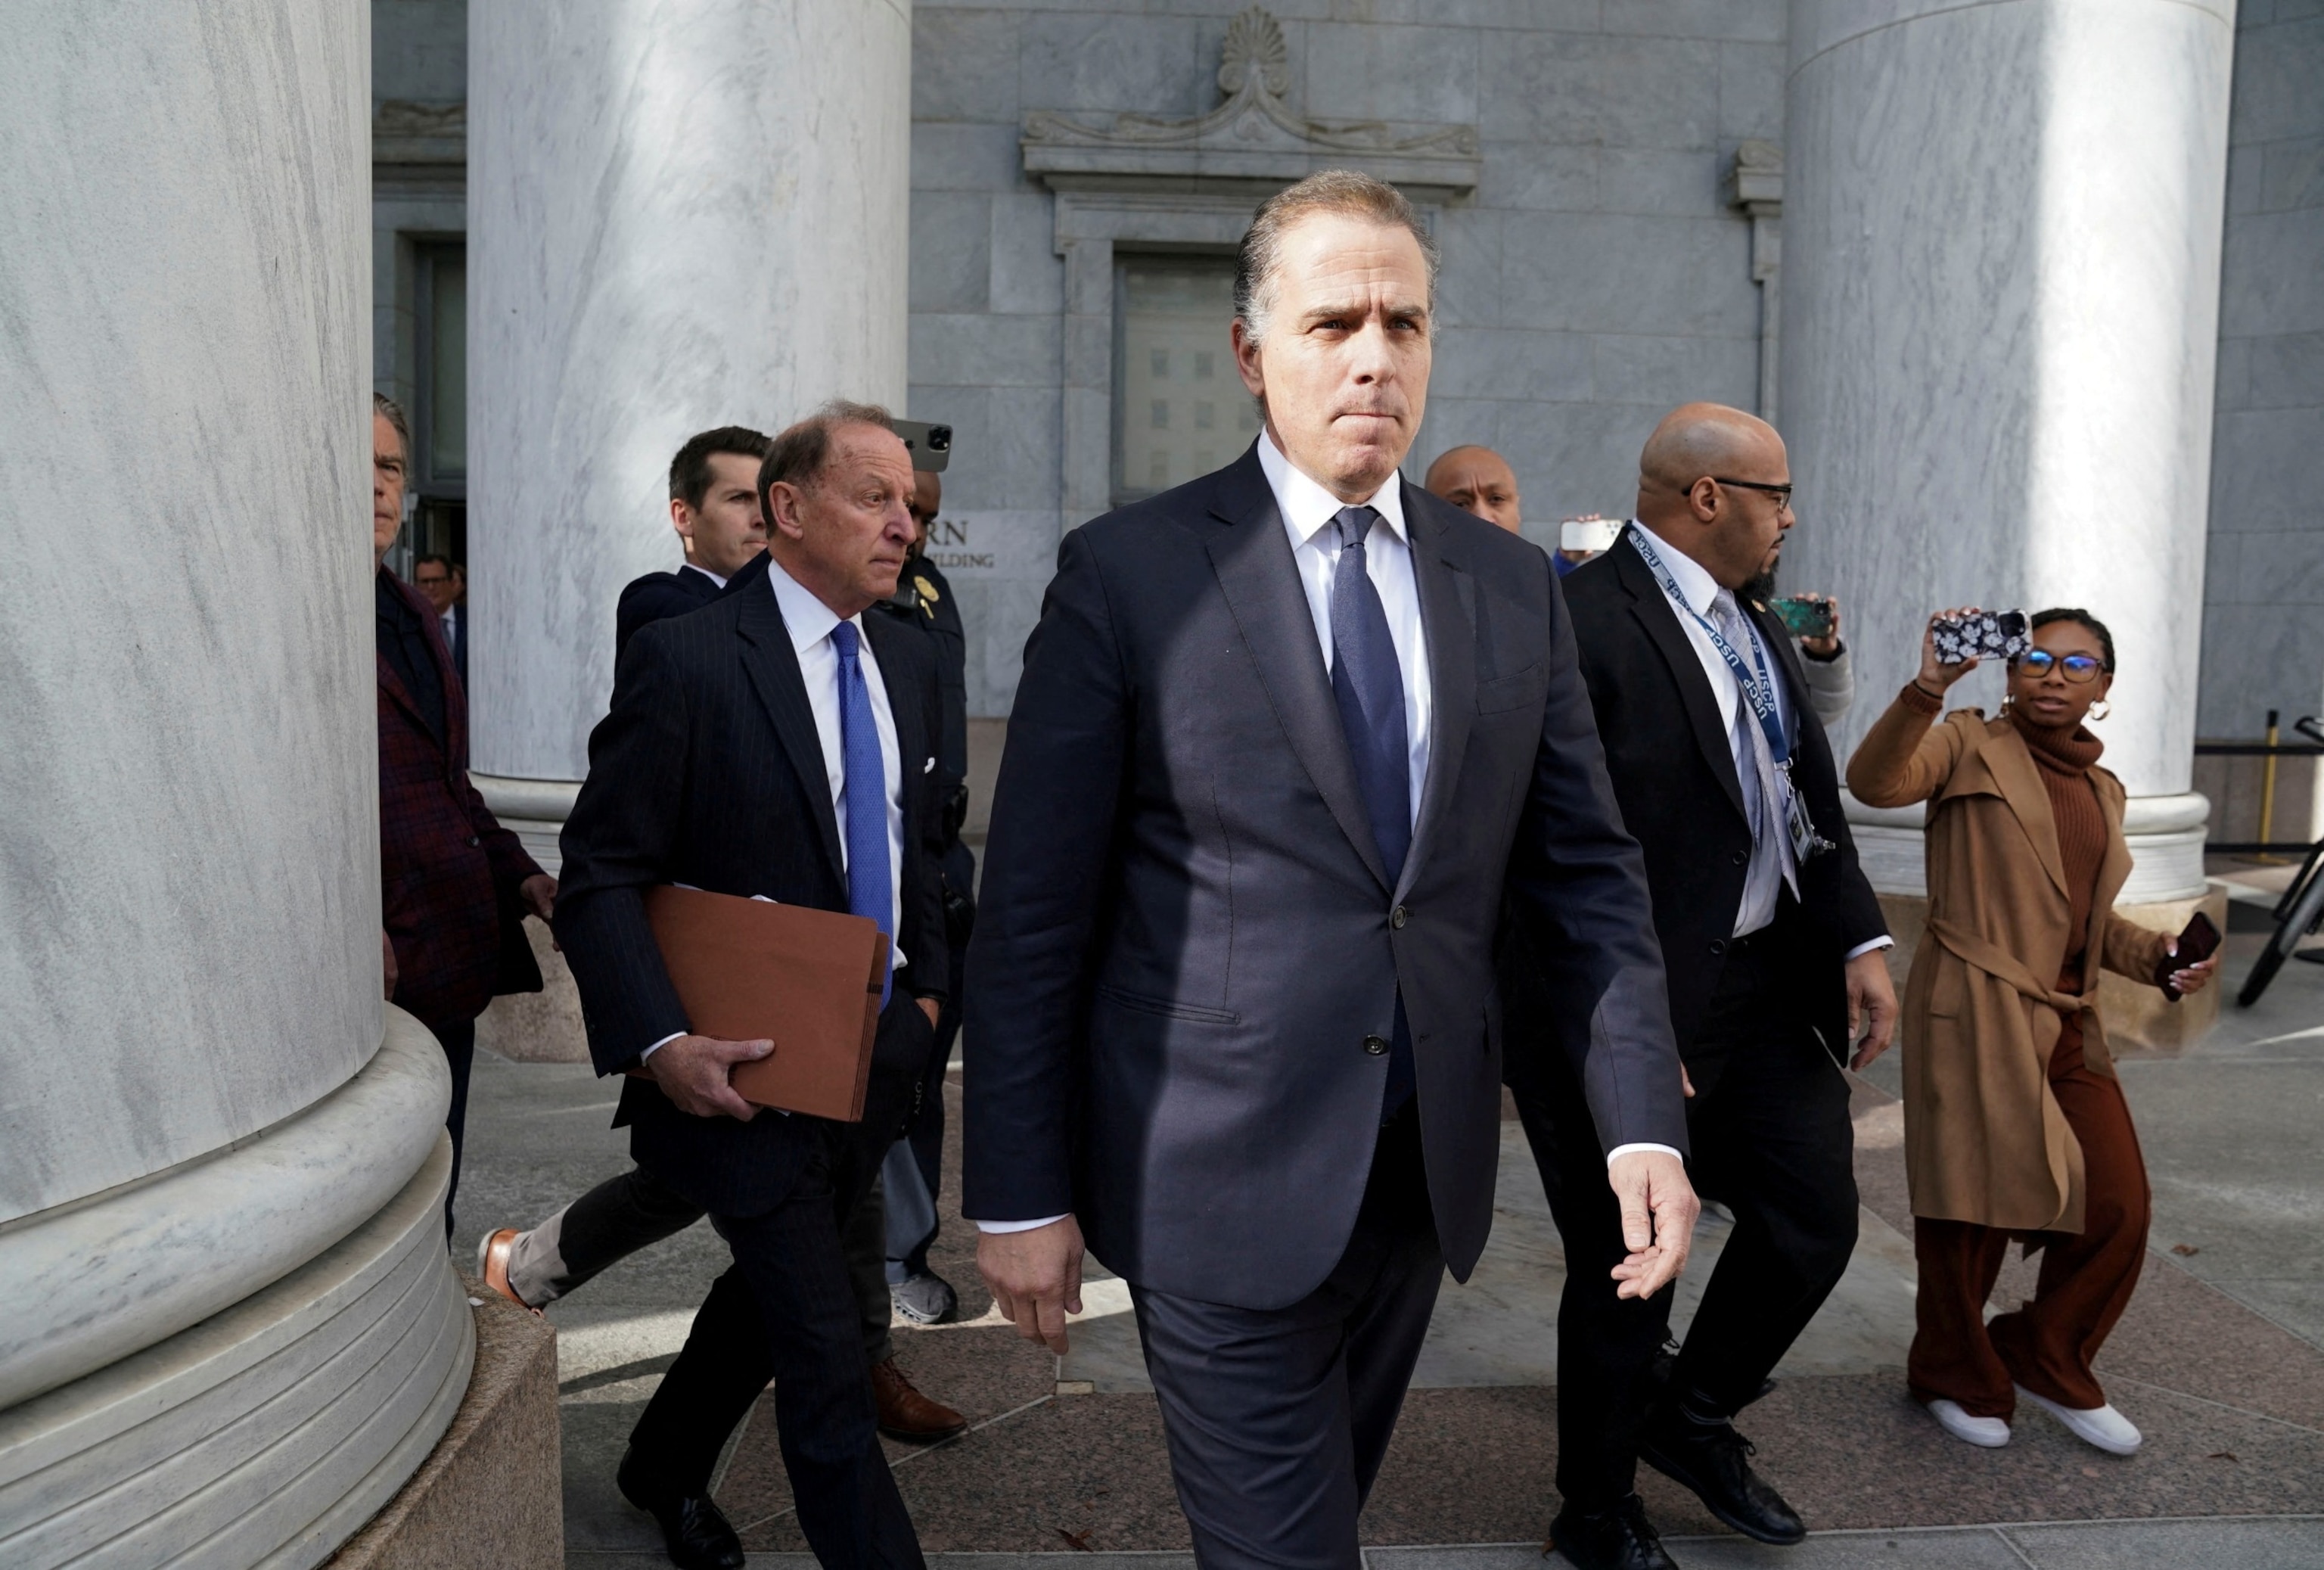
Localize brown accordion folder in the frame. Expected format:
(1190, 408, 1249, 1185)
(641, 885, 887, 1121)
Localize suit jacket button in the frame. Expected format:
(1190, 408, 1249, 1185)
(468, 835, 480, 847)
(1731, 850, 1748, 866)
(1709, 938, 1727, 956)
(1363, 1034, 1390, 1055)
(1390, 905, 1409, 929)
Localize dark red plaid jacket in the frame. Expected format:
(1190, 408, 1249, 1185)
(378, 571, 544, 1027)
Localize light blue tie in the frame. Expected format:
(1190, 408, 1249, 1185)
(830, 620, 893, 1007)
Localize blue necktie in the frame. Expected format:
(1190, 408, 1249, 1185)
(1328, 506, 1415, 1118)
(831, 620, 893, 1007)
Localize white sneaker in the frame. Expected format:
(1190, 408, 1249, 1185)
(2016, 1385, 2142, 1454)
(1925, 1398, 2011, 1447)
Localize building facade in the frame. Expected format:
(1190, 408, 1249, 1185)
(371, 0, 2321, 763)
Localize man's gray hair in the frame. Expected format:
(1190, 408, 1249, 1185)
(757, 398, 895, 511)
(373, 390, 411, 460)
(1233, 170, 1439, 346)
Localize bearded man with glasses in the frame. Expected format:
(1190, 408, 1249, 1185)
(1501, 402, 1898, 1569)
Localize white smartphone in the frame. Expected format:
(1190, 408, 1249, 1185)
(1560, 518, 1621, 554)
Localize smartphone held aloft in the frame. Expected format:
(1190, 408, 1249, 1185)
(1931, 609, 2030, 664)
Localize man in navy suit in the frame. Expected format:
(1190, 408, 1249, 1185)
(614, 425, 772, 658)
(556, 404, 947, 1570)
(965, 171, 1700, 1570)
(412, 553, 466, 686)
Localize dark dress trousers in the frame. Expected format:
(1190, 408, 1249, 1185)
(376, 568, 543, 1228)
(965, 446, 1685, 1567)
(554, 555, 949, 1564)
(1502, 524, 1887, 1510)
(615, 561, 727, 660)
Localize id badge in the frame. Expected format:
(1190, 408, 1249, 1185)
(1780, 767, 1833, 861)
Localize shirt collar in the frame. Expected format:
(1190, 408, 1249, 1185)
(1257, 430, 1407, 551)
(1635, 521, 1722, 617)
(682, 562, 729, 589)
(764, 552, 859, 658)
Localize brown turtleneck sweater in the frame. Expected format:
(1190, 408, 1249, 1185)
(1893, 683, 2111, 988)
(2010, 709, 2108, 990)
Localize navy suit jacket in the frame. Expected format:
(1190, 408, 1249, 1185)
(556, 552, 950, 1214)
(616, 563, 728, 661)
(963, 445, 1686, 1310)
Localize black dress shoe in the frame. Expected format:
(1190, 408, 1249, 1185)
(1549, 1494, 1678, 1570)
(1639, 1410, 1804, 1546)
(617, 1450, 744, 1570)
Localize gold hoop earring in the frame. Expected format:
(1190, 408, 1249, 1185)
(2088, 699, 2111, 722)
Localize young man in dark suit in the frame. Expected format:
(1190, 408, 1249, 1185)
(1505, 403, 1898, 1570)
(371, 395, 554, 1236)
(967, 173, 1699, 1570)
(555, 403, 947, 1570)
(614, 425, 772, 658)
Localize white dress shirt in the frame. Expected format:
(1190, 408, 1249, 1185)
(1631, 523, 1890, 961)
(439, 603, 460, 648)
(638, 555, 909, 1065)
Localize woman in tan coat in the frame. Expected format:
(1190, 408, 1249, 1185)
(1847, 608, 2217, 1457)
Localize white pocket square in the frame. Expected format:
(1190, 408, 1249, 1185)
(923, 757, 935, 773)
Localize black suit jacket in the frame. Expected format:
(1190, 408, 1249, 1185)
(556, 551, 950, 1213)
(1555, 526, 1887, 1059)
(616, 563, 728, 660)
(963, 446, 1684, 1310)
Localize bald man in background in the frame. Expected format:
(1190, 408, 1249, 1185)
(1424, 445, 1524, 533)
(1502, 403, 1894, 1569)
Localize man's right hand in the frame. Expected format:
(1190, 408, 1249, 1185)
(1607, 1148, 1699, 1301)
(978, 1215, 1086, 1355)
(645, 1034, 771, 1121)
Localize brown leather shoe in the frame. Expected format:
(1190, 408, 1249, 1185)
(474, 1227, 542, 1316)
(870, 1357, 966, 1442)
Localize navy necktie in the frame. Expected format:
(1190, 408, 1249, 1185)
(1327, 505, 1415, 1118)
(831, 620, 893, 1007)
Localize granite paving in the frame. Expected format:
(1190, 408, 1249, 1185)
(451, 916, 2324, 1568)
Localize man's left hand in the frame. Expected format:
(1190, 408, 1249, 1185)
(1607, 1149, 1699, 1301)
(918, 997, 940, 1031)
(1847, 947, 1899, 1069)
(519, 873, 557, 921)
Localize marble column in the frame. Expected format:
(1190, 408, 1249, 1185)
(468, 0, 914, 789)
(1782, 0, 2235, 909)
(0, 4, 471, 1561)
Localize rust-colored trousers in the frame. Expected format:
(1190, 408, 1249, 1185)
(1907, 1012, 2152, 1417)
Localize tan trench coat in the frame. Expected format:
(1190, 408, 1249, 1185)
(1847, 700, 2171, 1234)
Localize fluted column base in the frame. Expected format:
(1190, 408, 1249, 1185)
(0, 1013, 473, 1568)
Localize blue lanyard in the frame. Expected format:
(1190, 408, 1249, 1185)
(1629, 527, 1791, 769)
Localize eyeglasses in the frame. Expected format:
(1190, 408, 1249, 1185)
(2012, 650, 2106, 683)
(1710, 477, 1793, 505)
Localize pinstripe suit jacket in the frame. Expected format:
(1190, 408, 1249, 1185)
(555, 551, 950, 1213)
